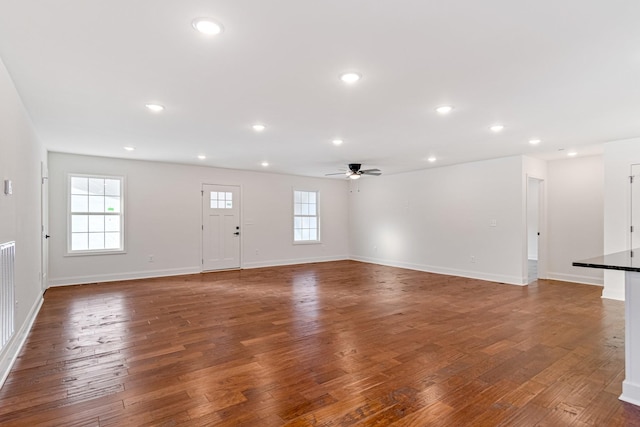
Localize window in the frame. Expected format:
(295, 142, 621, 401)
(294, 190, 319, 242)
(68, 174, 124, 254)
(210, 191, 233, 209)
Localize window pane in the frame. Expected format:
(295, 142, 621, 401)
(104, 179, 120, 196)
(71, 215, 88, 232)
(225, 192, 232, 201)
(301, 192, 309, 203)
(309, 229, 317, 240)
(88, 233, 105, 250)
(104, 232, 120, 249)
(294, 229, 302, 241)
(308, 192, 316, 203)
(71, 177, 88, 195)
(301, 204, 309, 215)
(105, 196, 120, 213)
(71, 233, 89, 250)
(89, 178, 105, 195)
(310, 217, 317, 229)
(220, 200, 227, 209)
(309, 203, 316, 215)
(294, 217, 302, 228)
(294, 191, 301, 203)
(89, 195, 105, 212)
(71, 195, 88, 212)
(89, 215, 105, 232)
(210, 191, 218, 200)
(302, 217, 309, 228)
(225, 200, 232, 208)
(294, 204, 301, 215)
(105, 216, 120, 232)
(302, 229, 310, 240)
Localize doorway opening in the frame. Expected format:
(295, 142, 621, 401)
(527, 177, 544, 283)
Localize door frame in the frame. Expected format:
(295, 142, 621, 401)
(201, 183, 243, 271)
(40, 161, 49, 292)
(525, 175, 547, 283)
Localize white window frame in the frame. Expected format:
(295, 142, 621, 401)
(293, 189, 321, 244)
(66, 173, 126, 256)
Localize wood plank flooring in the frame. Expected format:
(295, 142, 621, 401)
(1, 260, 640, 426)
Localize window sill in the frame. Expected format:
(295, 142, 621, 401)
(65, 249, 127, 257)
(293, 241, 322, 245)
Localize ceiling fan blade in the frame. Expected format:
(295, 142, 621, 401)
(325, 172, 347, 176)
(360, 168, 380, 173)
(361, 171, 382, 176)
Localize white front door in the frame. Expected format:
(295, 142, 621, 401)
(202, 184, 241, 271)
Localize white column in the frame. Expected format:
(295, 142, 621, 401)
(621, 271, 640, 405)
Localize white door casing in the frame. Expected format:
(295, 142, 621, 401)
(41, 162, 49, 291)
(202, 184, 241, 271)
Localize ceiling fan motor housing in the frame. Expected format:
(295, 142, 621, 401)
(348, 163, 362, 173)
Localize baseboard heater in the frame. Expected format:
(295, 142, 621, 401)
(0, 241, 15, 352)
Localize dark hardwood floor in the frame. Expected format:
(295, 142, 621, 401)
(1, 260, 640, 426)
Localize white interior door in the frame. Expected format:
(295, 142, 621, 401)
(632, 164, 640, 251)
(202, 184, 240, 271)
(40, 162, 49, 291)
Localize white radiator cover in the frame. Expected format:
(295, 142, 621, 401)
(0, 241, 15, 351)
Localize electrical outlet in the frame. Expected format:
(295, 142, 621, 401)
(255, 249, 259, 255)
(471, 255, 476, 263)
(148, 255, 154, 262)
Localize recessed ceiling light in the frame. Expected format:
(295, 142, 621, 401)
(529, 139, 541, 145)
(340, 72, 361, 84)
(435, 105, 454, 115)
(261, 161, 269, 167)
(568, 151, 577, 157)
(192, 18, 224, 35)
(427, 156, 437, 162)
(252, 124, 266, 132)
(197, 155, 206, 160)
(490, 124, 505, 132)
(124, 146, 135, 151)
(332, 139, 343, 146)
(145, 104, 164, 112)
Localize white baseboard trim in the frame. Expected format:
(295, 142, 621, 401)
(0, 294, 43, 390)
(243, 255, 349, 270)
(546, 272, 604, 287)
(602, 287, 625, 301)
(48, 267, 201, 287)
(621, 380, 640, 407)
(350, 256, 525, 286)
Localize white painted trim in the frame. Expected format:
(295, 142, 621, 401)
(350, 256, 525, 286)
(546, 272, 604, 287)
(602, 287, 625, 301)
(48, 267, 201, 287)
(0, 294, 43, 390)
(621, 381, 640, 407)
(243, 255, 349, 269)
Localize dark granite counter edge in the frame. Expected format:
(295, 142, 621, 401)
(572, 261, 640, 272)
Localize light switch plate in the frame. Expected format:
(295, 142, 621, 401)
(4, 179, 12, 195)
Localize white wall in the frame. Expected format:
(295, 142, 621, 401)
(603, 138, 640, 300)
(546, 155, 604, 286)
(0, 57, 46, 385)
(48, 153, 350, 286)
(349, 156, 527, 285)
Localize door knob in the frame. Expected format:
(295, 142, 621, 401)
(45, 234, 50, 239)
(234, 232, 240, 235)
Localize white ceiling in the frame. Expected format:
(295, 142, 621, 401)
(0, 1, 639, 177)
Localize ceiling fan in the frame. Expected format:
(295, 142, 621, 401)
(325, 163, 382, 180)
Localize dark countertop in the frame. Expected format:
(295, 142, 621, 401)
(573, 249, 640, 272)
